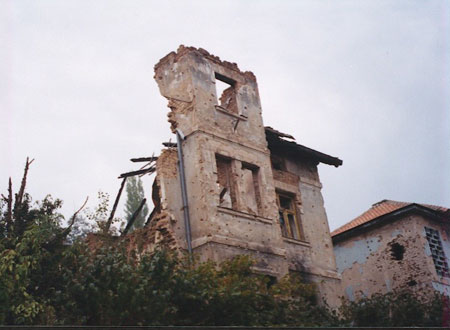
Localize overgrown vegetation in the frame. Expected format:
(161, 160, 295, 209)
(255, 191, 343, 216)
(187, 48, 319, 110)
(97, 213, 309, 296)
(0, 159, 446, 326)
(339, 290, 445, 327)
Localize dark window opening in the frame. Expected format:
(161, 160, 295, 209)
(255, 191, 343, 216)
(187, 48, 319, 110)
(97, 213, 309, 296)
(216, 155, 236, 209)
(425, 227, 450, 278)
(277, 192, 302, 240)
(271, 154, 286, 171)
(215, 72, 238, 114)
(390, 242, 405, 260)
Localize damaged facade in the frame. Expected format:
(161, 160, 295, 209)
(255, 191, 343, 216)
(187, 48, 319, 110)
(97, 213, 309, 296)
(136, 46, 342, 306)
(332, 200, 450, 300)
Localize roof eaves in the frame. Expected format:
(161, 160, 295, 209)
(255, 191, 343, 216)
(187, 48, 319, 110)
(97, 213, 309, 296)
(265, 127, 343, 167)
(332, 204, 448, 243)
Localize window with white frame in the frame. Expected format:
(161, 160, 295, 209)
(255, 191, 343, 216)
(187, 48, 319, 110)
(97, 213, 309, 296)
(425, 226, 449, 278)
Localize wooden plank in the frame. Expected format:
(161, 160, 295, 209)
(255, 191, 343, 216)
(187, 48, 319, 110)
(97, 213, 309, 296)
(162, 142, 177, 148)
(121, 198, 147, 236)
(104, 177, 127, 234)
(118, 166, 156, 178)
(130, 156, 158, 163)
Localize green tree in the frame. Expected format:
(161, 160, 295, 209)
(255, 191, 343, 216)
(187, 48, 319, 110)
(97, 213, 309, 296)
(123, 177, 148, 231)
(0, 159, 66, 324)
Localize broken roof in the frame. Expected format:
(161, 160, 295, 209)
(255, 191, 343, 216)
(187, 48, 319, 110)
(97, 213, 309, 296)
(265, 126, 343, 167)
(332, 199, 450, 242)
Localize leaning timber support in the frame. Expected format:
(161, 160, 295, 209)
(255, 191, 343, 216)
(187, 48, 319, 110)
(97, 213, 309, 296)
(104, 177, 127, 234)
(121, 198, 147, 236)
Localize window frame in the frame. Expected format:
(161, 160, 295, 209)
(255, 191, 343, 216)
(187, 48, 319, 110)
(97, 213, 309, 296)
(214, 72, 238, 115)
(241, 162, 262, 215)
(215, 154, 237, 209)
(425, 226, 450, 278)
(276, 192, 302, 240)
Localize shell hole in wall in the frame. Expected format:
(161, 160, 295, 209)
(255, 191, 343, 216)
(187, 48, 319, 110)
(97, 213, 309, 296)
(390, 242, 405, 260)
(407, 279, 417, 286)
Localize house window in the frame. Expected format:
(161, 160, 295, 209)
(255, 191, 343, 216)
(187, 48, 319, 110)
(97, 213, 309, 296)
(216, 155, 236, 209)
(215, 72, 238, 114)
(241, 163, 261, 215)
(277, 192, 302, 240)
(425, 227, 449, 278)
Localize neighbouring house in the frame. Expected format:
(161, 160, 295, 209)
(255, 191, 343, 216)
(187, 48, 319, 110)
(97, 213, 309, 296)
(332, 199, 450, 301)
(125, 46, 343, 306)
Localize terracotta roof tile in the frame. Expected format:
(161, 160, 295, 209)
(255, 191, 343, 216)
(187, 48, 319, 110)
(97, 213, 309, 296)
(331, 199, 449, 237)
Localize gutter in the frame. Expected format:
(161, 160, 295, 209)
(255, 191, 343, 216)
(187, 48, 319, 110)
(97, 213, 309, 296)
(176, 129, 193, 256)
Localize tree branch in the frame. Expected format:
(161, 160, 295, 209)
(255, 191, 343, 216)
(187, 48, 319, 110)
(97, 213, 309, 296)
(14, 157, 34, 209)
(67, 196, 89, 230)
(5, 178, 13, 232)
(45, 196, 89, 248)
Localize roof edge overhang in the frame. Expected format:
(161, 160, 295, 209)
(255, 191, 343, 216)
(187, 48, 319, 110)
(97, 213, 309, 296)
(265, 127, 343, 167)
(332, 204, 449, 244)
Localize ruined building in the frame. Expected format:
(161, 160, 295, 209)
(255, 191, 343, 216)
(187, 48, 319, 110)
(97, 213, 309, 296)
(332, 200, 450, 300)
(138, 46, 343, 305)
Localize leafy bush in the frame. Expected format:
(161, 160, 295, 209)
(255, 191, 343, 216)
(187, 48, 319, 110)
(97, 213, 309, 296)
(1, 231, 336, 326)
(1, 160, 446, 326)
(339, 289, 445, 327)
(0, 169, 334, 325)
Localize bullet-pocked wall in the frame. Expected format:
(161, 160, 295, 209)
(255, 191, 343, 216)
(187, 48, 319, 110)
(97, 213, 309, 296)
(334, 212, 450, 300)
(151, 46, 341, 307)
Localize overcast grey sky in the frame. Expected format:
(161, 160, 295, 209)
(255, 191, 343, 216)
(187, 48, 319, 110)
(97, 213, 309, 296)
(1, 0, 449, 231)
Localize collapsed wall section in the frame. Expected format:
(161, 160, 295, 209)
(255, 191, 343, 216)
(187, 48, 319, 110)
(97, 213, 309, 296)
(120, 148, 183, 254)
(154, 45, 267, 151)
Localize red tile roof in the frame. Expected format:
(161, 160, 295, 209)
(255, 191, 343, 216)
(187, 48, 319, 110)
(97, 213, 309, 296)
(331, 199, 449, 237)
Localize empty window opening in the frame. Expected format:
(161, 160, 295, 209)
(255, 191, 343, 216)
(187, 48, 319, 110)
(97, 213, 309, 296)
(216, 155, 236, 209)
(277, 192, 302, 240)
(390, 242, 405, 260)
(241, 163, 261, 215)
(271, 154, 286, 171)
(425, 227, 450, 278)
(215, 72, 238, 114)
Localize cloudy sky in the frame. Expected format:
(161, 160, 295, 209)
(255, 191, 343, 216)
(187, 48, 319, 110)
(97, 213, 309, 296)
(1, 0, 449, 231)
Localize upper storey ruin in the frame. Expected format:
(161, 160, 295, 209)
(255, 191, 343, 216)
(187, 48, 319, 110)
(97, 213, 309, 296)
(139, 45, 343, 307)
